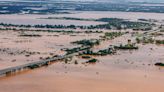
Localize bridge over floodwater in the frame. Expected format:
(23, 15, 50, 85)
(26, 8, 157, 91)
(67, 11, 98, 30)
(0, 53, 78, 77)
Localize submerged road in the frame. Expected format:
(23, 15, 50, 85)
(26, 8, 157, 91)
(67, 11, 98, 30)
(0, 53, 78, 76)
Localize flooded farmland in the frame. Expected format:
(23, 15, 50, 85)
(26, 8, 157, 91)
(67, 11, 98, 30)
(0, 28, 163, 92)
(0, 10, 164, 92)
(1, 11, 164, 26)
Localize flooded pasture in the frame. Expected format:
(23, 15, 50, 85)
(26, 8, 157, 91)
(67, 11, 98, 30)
(0, 11, 164, 92)
(0, 29, 163, 92)
(1, 11, 164, 26)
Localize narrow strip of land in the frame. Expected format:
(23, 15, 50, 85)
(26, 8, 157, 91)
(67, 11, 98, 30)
(0, 53, 78, 76)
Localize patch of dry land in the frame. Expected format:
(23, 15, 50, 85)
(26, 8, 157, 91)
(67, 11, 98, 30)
(0, 15, 164, 92)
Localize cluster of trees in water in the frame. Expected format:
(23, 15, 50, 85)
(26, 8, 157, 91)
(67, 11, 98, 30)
(66, 32, 138, 56)
(71, 39, 100, 47)
(96, 18, 152, 30)
(64, 46, 91, 55)
(64, 38, 116, 56)
(18, 32, 42, 37)
(0, 18, 152, 30)
(114, 44, 138, 50)
(136, 37, 154, 44)
(0, 23, 78, 29)
(101, 32, 125, 40)
(156, 40, 164, 44)
(155, 62, 164, 66)
(86, 59, 98, 63)
(44, 17, 95, 21)
(82, 48, 115, 56)
(67, 37, 119, 56)
(64, 45, 115, 56)
(136, 37, 164, 45)
(0, 48, 40, 57)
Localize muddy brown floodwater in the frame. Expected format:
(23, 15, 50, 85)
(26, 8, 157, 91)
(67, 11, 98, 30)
(1, 11, 164, 26)
(0, 29, 164, 92)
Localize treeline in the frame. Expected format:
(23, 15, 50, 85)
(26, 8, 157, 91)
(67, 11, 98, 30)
(71, 39, 100, 47)
(43, 17, 95, 21)
(0, 22, 103, 29)
(44, 17, 153, 30)
(0, 18, 152, 30)
(0, 23, 77, 29)
(96, 18, 152, 30)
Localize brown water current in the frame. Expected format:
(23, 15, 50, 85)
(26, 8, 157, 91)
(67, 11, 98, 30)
(0, 16, 164, 92)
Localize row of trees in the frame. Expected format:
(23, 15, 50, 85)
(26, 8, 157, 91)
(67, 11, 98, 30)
(0, 18, 153, 30)
(71, 39, 100, 47)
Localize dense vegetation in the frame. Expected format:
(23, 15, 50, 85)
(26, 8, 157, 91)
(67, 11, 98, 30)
(114, 44, 138, 50)
(0, 16, 152, 30)
(43, 17, 95, 21)
(156, 40, 164, 44)
(19, 34, 42, 37)
(71, 39, 100, 47)
(82, 48, 115, 56)
(155, 62, 164, 66)
(101, 32, 125, 40)
(136, 37, 164, 45)
(86, 59, 98, 63)
(63, 46, 90, 55)
(40, 17, 152, 30)
(96, 18, 152, 30)
(136, 37, 155, 44)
